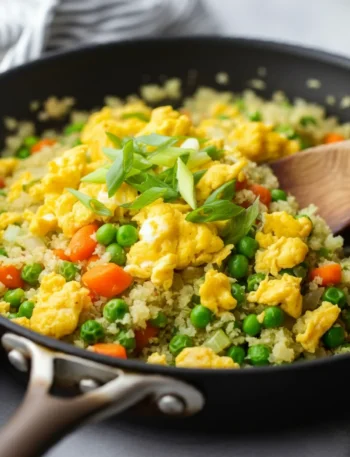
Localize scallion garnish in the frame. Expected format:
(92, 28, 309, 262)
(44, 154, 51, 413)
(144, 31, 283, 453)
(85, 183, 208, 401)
(205, 180, 236, 204)
(67, 188, 112, 217)
(176, 158, 196, 209)
(106, 140, 134, 197)
(121, 187, 178, 210)
(106, 132, 122, 148)
(224, 199, 260, 244)
(121, 112, 150, 122)
(186, 200, 243, 223)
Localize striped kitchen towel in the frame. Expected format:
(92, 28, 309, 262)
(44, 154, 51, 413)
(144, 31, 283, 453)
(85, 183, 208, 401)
(0, 0, 217, 73)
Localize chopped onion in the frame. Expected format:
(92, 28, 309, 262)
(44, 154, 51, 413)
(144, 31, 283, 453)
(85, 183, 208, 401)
(202, 329, 231, 354)
(303, 288, 325, 311)
(3, 225, 21, 242)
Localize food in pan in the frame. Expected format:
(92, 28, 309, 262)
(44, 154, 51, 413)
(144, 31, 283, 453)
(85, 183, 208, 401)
(1, 86, 350, 369)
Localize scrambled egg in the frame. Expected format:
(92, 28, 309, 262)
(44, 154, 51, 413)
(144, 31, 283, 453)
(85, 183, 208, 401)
(255, 237, 309, 276)
(0, 158, 18, 177)
(262, 212, 313, 239)
(196, 159, 247, 202)
(26, 273, 91, 338)
(147, 352, 167, 365)
(255, 212, 312, 276)
(0, 212, 24, 230)
(30, 182, 137, 237)
(293, 302, 341, 353)
(229, 121, 299, 162)
(199, 269, 237, 314)
(0, 301, 10, 314)
(7, 171, 33, 202)
(29, 146, 88, 201)
(138, 106, 196, 137)
(248, 275, 303, 319)
(82, 107, 146, 161)
(126, 202, 232, 289)
(12, 316, 31, 328)
(175, 347, 239, 369)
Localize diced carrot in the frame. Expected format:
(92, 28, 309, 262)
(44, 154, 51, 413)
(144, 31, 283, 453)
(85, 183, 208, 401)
(69, 224, 99, 262)
(135, 324, 159, 352)
(0, 177, 5, 189)
(82, 263, 133, 298)
(52, 249, 70, 261)
(0, 265, 24, 289)
(87, 255, 99, 266)
(249, 184, 271, 207)
(310, 264, 342, 286)
(235, 179, 247, 191)
(31, 138, 56, 154)
(92, 343, 127, 359)
(88, 290, 99, 302)
(323, 133, 345, 144)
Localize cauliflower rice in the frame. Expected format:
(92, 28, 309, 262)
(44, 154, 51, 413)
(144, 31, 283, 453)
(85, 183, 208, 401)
(1, 84, 350, 369)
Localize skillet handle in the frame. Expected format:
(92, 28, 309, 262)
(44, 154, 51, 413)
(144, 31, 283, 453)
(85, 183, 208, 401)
(0, 333, 204, 457)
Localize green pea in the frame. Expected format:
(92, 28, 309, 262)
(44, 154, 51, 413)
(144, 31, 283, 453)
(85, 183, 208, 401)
(116, 330, 136, 351)
(299, 116, 317, 127)
(103, 299, 129, 322)
(116, 225, 139, 247)
(64, 122, 85, 135)
(202, 145, 223, 160)
(298, 136, 312, 150)
(21, 263, 43, 286)
(271, 189, 287, 202)
(190, 305, 213, 329)
(318, 247, 330, 259)
(23, 136, 39, 148)
(227, 254, 249, 279)
(249, 111, 262, 122)
(8, 313, 18, 319)
(4, 288, 25, 308)
(237, 236, 259, 259)
(322, 326, 345, 349)
(0, 248, 7, 257)
(106, 243, 126, 266)
(150, 311, 168, 328)
(16, 147, 30, 159)
(322, 287, 347, 308)
(248, 344, 270, 366)
(231, 283, 246, 305)
(80, 320, 105, 344)
(96, 223, 117, 246)
(59, 261, 78, 281)
(263, 307, 284, 328)
(18, 301, 35, 319)
(275, 125, 297, 139)
(169, 334, 193, 356)
(0, 190, 6, 197)
(247, 273, 266, 292)
(243, 314, 261, 336)
(226, 346, 246, 365)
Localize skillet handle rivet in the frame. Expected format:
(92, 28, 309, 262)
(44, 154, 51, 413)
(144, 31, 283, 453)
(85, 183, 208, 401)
(79, 378, 100, 393)
(8, 349, 28, 372)
(157, 394, 185, 416)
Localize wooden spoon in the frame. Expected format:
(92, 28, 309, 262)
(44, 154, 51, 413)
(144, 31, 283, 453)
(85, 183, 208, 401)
(269, 140, 350, 233)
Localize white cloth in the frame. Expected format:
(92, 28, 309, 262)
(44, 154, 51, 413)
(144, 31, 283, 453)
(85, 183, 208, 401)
(0, 0, 217, 72)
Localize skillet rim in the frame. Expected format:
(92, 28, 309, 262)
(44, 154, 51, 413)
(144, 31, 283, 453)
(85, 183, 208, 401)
(1, 35, 350, 377)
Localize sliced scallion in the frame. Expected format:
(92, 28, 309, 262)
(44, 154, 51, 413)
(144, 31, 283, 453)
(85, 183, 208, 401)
(67, 188, 112, 217)
(106, 140, 134, 197)
(121, 187, 178, 210)
(106, 132, 122, 148)
(186, 200, 243, 223)
(224, 199, 260, 245)
(121, 112, 149, 122)
(205, 180, 236, 204)
(176, 158, 196, 209)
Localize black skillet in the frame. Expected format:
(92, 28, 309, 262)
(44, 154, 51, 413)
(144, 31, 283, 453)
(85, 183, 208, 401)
(1, 37, 350, 457)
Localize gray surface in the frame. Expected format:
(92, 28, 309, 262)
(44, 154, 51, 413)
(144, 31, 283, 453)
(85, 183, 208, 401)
(1, 363, 350, 457)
